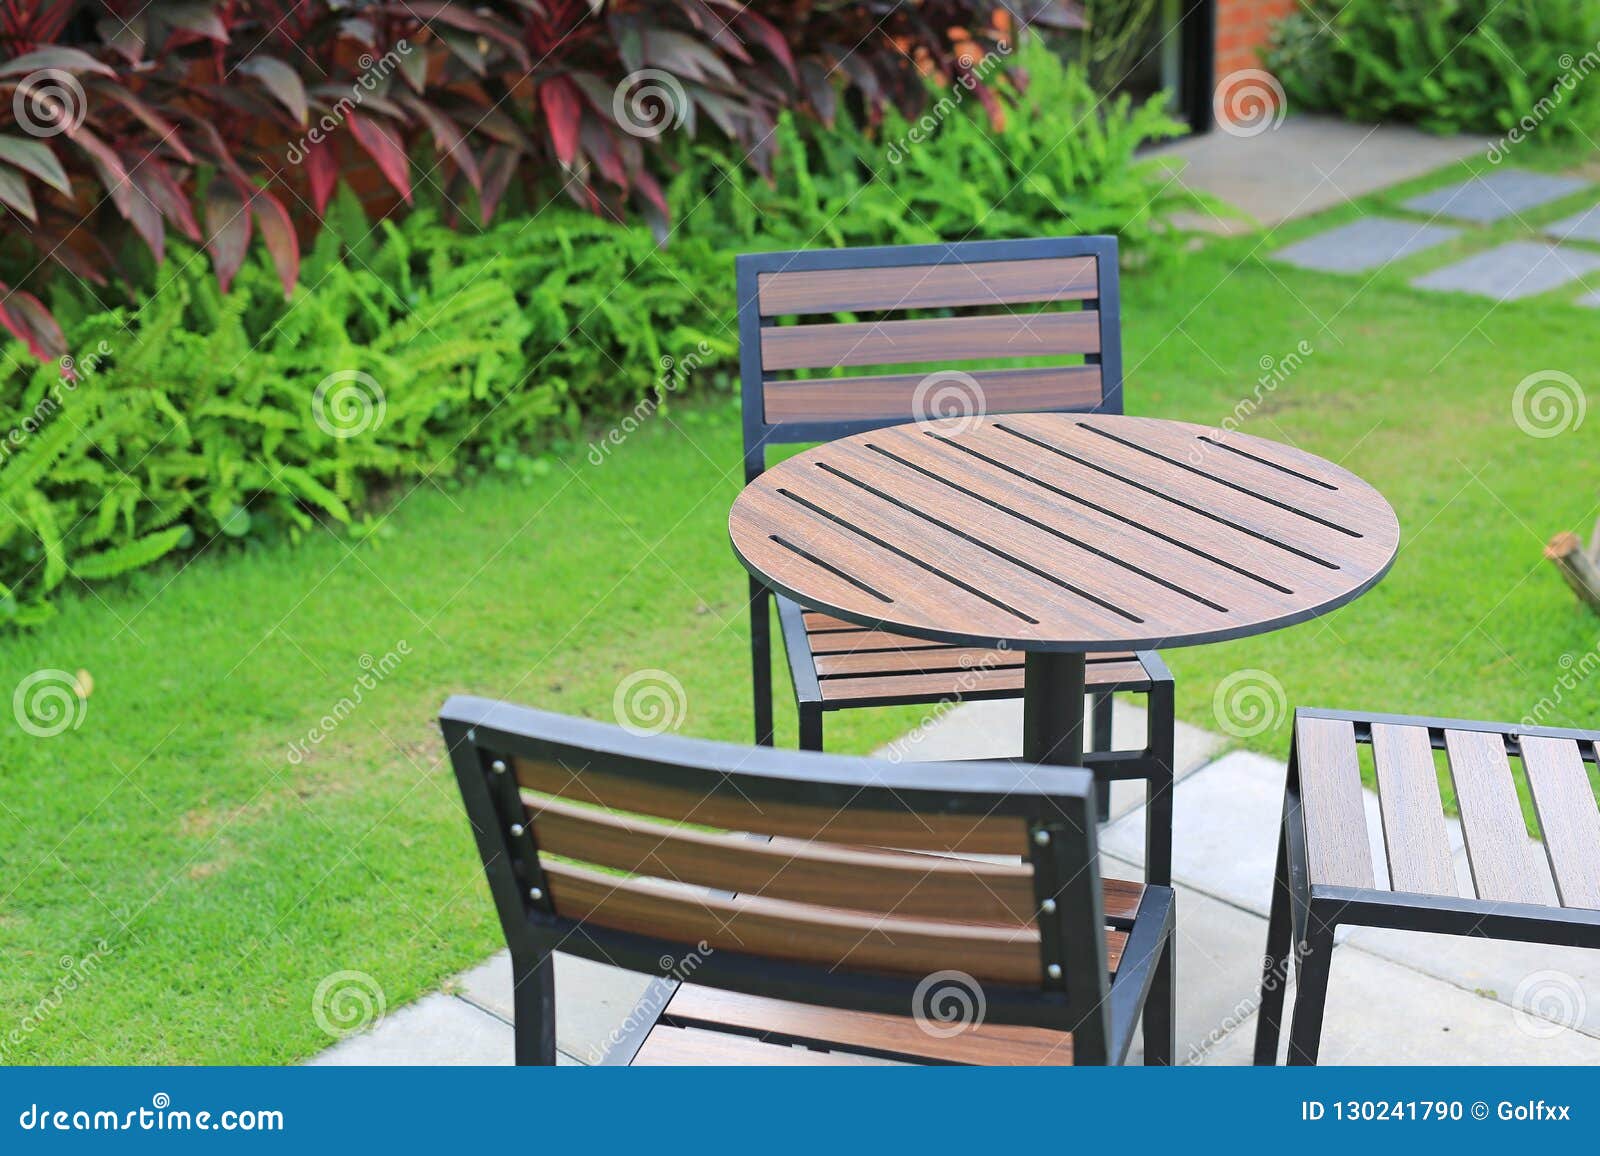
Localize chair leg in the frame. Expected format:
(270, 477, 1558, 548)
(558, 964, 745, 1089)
(512, 949, 557, 1066)
(798, 702, 823, 752)
(749, 578, 774, 747)
(1090, 691, 1113, 822)
(1253, 809, 1295, 1065)
(1144, 679, 1175, 887)
(1286, 921, 1336, 1066)
(1143, 930, 1176, 1066)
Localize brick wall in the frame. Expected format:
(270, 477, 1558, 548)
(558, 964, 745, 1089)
(1214, 0, 1297, 78)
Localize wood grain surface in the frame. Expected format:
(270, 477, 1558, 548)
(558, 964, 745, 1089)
(730, 413, 1401, 651)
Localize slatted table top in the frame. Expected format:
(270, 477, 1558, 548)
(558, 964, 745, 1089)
(729, 413, 1401, 653)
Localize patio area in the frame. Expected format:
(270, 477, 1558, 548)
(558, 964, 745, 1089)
(3, 2, 1599, 1075)
(312, 699, 1600, 1066)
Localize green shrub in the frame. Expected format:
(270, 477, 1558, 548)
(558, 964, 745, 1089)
(0, 44, 1201, 625)
(1268, 0, 1600, 136)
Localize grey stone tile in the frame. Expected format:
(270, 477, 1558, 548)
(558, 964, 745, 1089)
(1402, 169, 1591, 222)
(1122, 883, 1273, 1065)
(306, 993, 517, 1066)
(1545, 203, 1600, 243)
(1204, 948, 1600, 1065)
(456, 949, 660, 1064)
(1102, 750, 1287, 915)
(1150, 115, 1492, 234)
(1579, 289, 1600, 308)
(1274, 216, 1460, 273)
(1411, 241, 1600, 301)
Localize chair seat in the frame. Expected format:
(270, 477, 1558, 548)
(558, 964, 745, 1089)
(795, 608, 1155, 708)
(1294, 712, 1600, 911)
(630, 983, 1076, 1066)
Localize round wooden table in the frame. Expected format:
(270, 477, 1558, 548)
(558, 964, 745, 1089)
(729, 413, 1401, 767)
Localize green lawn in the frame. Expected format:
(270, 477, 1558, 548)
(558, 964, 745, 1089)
(3, 156, 1599, 1063)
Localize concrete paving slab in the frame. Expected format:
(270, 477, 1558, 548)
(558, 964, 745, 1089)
(457, 949, 662, 1064)
(1150, 116, 1490, 234)
(1579, 289, 1600, 308)
(1121, 883, 1273, 1065)
(1545, 203, 1600, 243)
(307, 992, 526, 1066)
(1102, 750, 1286, 915)
(1273, 216, 1460, 273)
(1402, 169, 1591, 223)
(1202, 948, 1600, 1065)
(1411, 241, 1600, 301)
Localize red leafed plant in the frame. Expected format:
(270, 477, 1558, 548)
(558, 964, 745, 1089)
(0, 1, 1083, 359)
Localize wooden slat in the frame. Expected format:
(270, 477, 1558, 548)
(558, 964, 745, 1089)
(1520, 736, 1600, 910)
(803, 612, 868, 632)
(884, 423, 1342, 594)
(763, 365, 1103, 425)
(813, 645, 1023, 677)
(809, 628, 948, 654)
(865, 426, 1320, 609)
(664, 985, 1073, 1065)
(757, 255, 1099, 315)
(632, 1025, 902, 1065)
(1444, 729, 1544, 905)
(515, 758, 1026, 855)
(817, 661, 1150, 705)
(760, 310, 1101, 372)
(545, 860, 1119, 984)
(1295, 717, 1376, 889)
(1370, 723, 1456, 897)
(529, 793, 1079, 924)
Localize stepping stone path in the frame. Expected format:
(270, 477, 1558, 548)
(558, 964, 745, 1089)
(1411, 240, 1600, 302)
(1546, 205, 1600, 244)
(1273, 216, 1460, 274)
(1401, 168, 1591, 223)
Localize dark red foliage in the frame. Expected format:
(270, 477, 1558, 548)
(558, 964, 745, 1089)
(0, 1, 1084, 358)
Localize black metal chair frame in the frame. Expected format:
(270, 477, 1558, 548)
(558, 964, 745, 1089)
(1254, 707, 1600, 1066)
(734, 235, 1176, 861)
(440, 694, 1176, 1066)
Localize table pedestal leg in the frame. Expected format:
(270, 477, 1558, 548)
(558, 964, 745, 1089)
(1022, 651, 1087, 766)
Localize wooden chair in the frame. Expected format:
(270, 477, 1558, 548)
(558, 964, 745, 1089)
(441, 694, 1175, 1066)
(736, 235, 1174, 839)
(1256, 708, 1600, 1065)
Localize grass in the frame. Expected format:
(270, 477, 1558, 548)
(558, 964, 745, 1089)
(3, 150, 1600, 1063)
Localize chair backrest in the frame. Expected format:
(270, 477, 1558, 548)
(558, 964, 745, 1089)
(440, 694, 1116, 1055)
(736, 235, 1123, 481)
